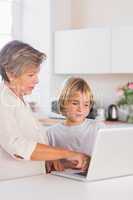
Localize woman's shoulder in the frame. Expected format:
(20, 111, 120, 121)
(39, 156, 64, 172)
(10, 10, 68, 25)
(0, 82, 20, 107)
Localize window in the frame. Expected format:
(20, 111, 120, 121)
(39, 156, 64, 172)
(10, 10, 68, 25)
(0, 0, 22, 49)
(0, 0, 21, 81)
(0, 0, 13, 49)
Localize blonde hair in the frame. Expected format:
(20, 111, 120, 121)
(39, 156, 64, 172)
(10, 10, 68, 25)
(58, 77, 94, 116)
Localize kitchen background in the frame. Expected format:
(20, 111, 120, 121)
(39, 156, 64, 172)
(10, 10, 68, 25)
(1, 0, 133, 116)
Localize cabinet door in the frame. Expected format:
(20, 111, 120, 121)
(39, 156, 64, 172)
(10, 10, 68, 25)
(54, 28, 111, 74)
(112, 27, 133, 73)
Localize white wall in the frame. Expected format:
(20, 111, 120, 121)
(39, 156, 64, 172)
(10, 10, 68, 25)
(71, 0, 90, 28)
(51, 0, 133, 109)
(52, 0, 72, 30)
(21, 0, 52, 114)
(21, 0, 133, 112)
(71, 0, 133, 27)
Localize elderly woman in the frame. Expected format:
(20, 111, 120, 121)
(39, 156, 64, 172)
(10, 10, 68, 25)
(0, 40, 88, 179)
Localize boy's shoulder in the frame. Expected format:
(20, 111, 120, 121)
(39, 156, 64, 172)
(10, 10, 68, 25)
(85, 118, 96, 125)
(85, 118, 105, 128)
(47, 122, 63, 132)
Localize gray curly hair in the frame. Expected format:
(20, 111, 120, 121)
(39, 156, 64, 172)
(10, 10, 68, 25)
(0, 40, 46, 82)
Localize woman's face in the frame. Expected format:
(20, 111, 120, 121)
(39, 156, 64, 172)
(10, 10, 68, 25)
(8, 66, 40, 96)
(65, 91, 91, 125)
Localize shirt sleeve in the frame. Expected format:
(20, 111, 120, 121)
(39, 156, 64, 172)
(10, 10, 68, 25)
(46, 125, 59, 147)
(46, 128, 53, 146)
(0, 107, 37, 160)
(96, 121, 106, 130)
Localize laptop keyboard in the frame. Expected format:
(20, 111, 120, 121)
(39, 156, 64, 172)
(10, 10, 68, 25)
(75, 171, 87, 176)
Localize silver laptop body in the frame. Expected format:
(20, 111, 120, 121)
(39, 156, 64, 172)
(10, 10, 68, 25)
(52, 126, 133, 181)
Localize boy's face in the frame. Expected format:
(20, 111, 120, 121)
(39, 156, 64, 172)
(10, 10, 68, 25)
(65, 91, 91, 125)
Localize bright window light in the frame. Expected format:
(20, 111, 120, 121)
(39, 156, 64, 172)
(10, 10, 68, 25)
(0, 0, 14, 81)
(0, 1, 12, 33)
(0, 0, 13, 50)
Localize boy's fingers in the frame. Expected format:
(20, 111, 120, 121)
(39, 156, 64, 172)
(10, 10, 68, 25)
(45, 161, 53, 173)
(53, 160, 64, 171)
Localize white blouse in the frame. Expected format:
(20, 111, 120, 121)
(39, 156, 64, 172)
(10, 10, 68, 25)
(0, 82, 48, 179)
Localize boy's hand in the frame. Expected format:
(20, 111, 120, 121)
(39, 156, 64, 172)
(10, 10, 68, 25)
(81, 155, 91, 171)
(45, 160, 64, 173)
(45, 154, 91, 173)
(67, 153, 91, 171)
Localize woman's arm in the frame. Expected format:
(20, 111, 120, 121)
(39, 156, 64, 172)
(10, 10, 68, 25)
(31, 143, 86, 161)
(30, 143, 89, 170)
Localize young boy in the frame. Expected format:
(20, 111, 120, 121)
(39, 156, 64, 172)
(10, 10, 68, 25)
(47, 77, 104, 162)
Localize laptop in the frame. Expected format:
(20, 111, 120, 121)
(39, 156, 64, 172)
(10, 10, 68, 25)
(51, 126, 133, 181)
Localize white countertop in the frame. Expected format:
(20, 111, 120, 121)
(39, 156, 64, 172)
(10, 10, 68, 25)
(0, 174, 133, 200)
(1, 121, 133, 200)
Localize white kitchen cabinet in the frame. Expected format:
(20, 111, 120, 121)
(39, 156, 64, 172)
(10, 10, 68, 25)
(112, 27, 133, 73)
(54, 28, 111, 74)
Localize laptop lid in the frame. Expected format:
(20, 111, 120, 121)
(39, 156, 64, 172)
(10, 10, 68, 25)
(86, 126, 133, 181)
(52, 126, 133, 181)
